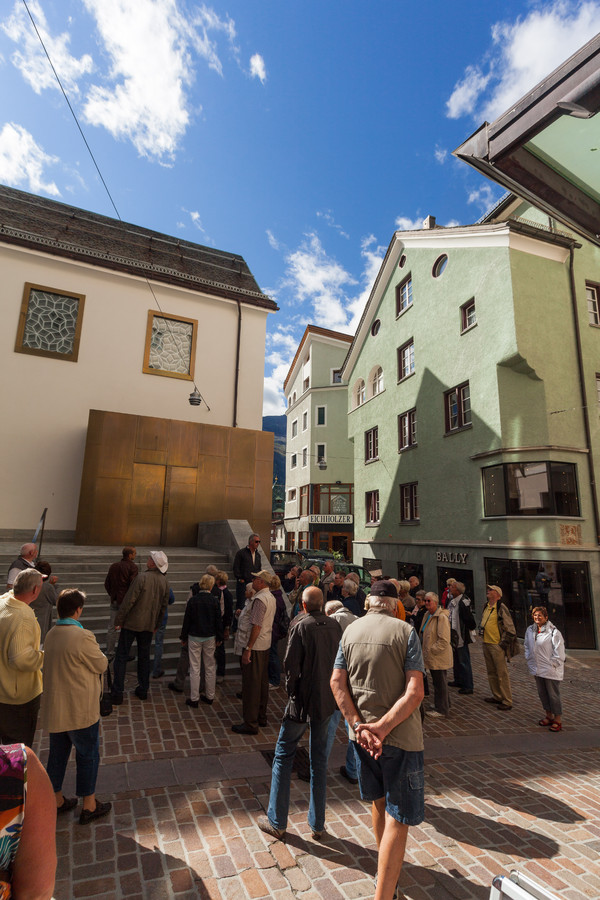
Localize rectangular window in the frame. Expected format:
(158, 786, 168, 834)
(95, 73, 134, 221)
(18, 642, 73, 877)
(461, 298, 477, 332)
(332, 369, 342, 384)
(302, 411, 308, 431)
(482, 462, 580, 517)
(596, 373, 600, 407)
(313, 484, 353, 515)
(400, 482, 419, 522)
(288, 489, 296, 502)
(303, 376, 310, 392)
(366, 490, 380, 524)
(15, 282, 86, 363)
(316, 443, 326, 463)
(365, 427, 379, 462)
(397, 339, 415, 381)
(395, 275, 413, 316)
(302, 447, 308, 467)
(316, 406, 326, 426)
(298, 531, 310, 549)
(587, 282, 600, 325)
(142, 310, 197, 380)
(290, 454, 297, 469)
(398, 409, 417, 451)
(445, 381, 471, 432)
(291, 419, 298, 438)
(300, 485, 309, 516)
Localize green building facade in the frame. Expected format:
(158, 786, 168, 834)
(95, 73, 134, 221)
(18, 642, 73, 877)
(342, 201, 600, 649)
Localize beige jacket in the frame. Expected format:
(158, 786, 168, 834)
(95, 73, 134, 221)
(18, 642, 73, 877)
(0, 592, 43, 704)
(40, 623, 107, 733)
(421, 607, 453, 671)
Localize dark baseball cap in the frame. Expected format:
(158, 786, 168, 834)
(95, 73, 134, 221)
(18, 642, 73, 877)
(370, 580, 398, 599)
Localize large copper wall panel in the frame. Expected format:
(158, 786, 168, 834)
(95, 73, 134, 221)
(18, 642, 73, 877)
(76, 410, 273, 546)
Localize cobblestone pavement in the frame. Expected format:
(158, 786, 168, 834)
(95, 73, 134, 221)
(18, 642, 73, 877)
(35, 643, 600, 900)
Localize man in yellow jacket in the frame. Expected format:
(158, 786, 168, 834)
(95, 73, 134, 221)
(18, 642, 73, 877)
(0, 568, 44, 745)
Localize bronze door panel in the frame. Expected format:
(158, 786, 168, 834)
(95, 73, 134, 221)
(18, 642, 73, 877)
(135, 416, 169, 463)
(94, 411, 137, 478)
(227, 430, 256, 486)
(130, 463, 166, 516)
(168, 420, 200, 468)
(162, 466, 198, 545)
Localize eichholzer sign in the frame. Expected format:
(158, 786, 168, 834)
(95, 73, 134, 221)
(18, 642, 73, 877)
(308, 515, 353, 524)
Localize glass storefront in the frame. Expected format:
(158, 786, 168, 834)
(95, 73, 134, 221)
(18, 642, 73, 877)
(484, 557, 596, 649)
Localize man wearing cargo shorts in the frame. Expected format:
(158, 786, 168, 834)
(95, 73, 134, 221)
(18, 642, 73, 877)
(331, 580, 425, 900)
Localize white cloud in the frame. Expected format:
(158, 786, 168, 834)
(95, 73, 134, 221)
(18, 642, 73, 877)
(249, 53, 266, 84)
(434, 146, 448, 164)
(266, 229, 280, 250)
(395, 215, 423, 231)
(316, 209, 350, 239)
(2, 0, 93, 95)
(447, 2, 600, 121)
(467, 184, 501, 215)
(284, 233, 357, 330)
(0, 123, 60, 196)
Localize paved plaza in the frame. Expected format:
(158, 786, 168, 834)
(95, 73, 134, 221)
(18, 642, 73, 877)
(34, 642, 600, 900)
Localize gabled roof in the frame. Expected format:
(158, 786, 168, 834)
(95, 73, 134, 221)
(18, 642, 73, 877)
(283, 325, 353, 392)
(0, 184, 278, 310)
(454, 34, 600, 247)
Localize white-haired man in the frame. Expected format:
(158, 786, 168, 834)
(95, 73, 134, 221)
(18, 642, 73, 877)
(331, 580, 425, 900)
(7, 543, 38, 589)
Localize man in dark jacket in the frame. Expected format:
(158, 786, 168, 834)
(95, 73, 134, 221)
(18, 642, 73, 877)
(104, 547, 138, 659)
(257, 586, 342, 841)
(447, 581, 476, 695)
(232, 534, 262, 611)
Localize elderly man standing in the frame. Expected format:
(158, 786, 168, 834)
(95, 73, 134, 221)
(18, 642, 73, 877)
(331, 581, 425, 900)
(420, 592, 452, 719)
(233, 534, 263, 613)
(258, 586, 342, 840)
(320, 559, 336, 596)
(7, 543, 38, 589)
(447, 581, 476, 695)
(480, 585, 517, 711)
(0, 569, 44, 745)
(104, 547, 138, 660)
(112, 551, 170, 704)
(232, 570, 276, 735)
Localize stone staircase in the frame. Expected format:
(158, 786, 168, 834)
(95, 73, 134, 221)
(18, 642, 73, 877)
(0, 544, 236, 675)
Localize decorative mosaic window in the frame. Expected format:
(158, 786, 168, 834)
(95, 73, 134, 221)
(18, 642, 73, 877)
(143, 311, 197, 381)
(15, 283, 85, 362)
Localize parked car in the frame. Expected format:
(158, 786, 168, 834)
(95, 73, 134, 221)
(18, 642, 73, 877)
(298, 556, 371, 593)
(270, 550, 301, 579)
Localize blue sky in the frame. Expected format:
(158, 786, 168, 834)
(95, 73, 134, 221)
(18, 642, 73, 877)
(1, 0, 599, 415)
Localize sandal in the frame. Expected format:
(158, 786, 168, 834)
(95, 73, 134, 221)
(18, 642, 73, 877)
(538, 718, 554, 727)
(549, 722, 562, 732)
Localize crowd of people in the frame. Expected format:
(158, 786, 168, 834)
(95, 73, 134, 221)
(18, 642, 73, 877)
(0, 537, 568, 900)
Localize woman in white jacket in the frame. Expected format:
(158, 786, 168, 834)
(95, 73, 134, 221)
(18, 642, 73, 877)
(524, 606, 566, 732)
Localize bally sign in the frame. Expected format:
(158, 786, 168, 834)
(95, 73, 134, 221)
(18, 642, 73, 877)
(308, 515, 353, 525)
(436, 551, 468, 564)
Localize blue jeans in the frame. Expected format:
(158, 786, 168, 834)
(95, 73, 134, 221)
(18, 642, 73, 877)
(47, 721, 100, 797)
(113, 629, 153, 696)
(453, 644, 473, 691)
(326, 710, 357, 779)
(267, 714, 332, 833)
(153, 620, 167, 676)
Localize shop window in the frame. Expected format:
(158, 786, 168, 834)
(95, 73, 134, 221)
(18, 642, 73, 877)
(15, 282, 86, 362)
(400, 482, 419, 522)
(482, 462, 580, 517)
(445, 382, 471, 432)
(365, 427, 379, 463)
(143, 310, 197, 380)
(366, 490, 380, 524)
(398, 408, 417, 451)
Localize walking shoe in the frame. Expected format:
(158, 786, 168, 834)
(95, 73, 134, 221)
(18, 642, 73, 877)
(235, 691, 243, 700)
(186, 698, 199, 708)
(79, 800, 112, 825)
(231, 723, 259, 735)
(151, 670, 164, 679)
(339, 765, 358, 785)
(447, 682, 460, 688)
(497, 702, 513, 710)
(168, 682, 183, 693)
(257, 815, 285, 840)
(200, 695, 213, 705)
(258, 717, 268, 727)
(311, 829, 326, 840)
(425, 709, 444, 718)
(134, 687, 147, 701)
(57, 797, 78, 814)
(458, 688, 473, 695)
(111, 692, 124, 705)
(484, 697, 501, 704)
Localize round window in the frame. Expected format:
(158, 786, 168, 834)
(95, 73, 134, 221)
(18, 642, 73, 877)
(371, 319, 381, 336)
(432, 254, 448, 278)
(398, 254, 407, 269)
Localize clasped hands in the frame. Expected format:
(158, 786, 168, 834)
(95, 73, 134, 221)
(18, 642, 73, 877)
(354, 722, 385, 759)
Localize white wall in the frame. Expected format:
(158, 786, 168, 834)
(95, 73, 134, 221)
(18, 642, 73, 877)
(0, 243, 272, 530)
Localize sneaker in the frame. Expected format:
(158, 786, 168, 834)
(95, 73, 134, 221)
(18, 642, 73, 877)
(57, 797, 78, 814)
(257, 815, 285, 840)
(425, 709, 444, 718)
(186, 698, 199, 708)
(339, 765, 358, 785)
(79, 800, 112, 825)
(311, 829, 326, 840)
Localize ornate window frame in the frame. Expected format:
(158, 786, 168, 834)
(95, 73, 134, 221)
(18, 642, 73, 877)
(143, 310, 197, 381)
(15, 282, 86, 362)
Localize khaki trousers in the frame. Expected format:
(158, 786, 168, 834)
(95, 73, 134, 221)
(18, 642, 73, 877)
(483, 642, 512, 706)
(241, 648, 269, 730)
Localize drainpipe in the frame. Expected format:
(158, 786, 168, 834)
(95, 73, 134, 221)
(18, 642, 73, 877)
(233, 300, 241, 427)
(568, 247, 600, 544)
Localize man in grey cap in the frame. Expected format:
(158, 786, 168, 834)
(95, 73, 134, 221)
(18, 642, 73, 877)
(112, 551, 170, 703)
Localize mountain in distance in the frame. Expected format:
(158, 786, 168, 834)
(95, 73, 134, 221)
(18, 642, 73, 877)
(263, 415, 286, 516)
